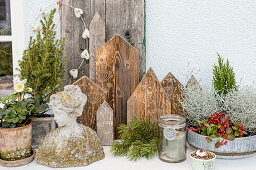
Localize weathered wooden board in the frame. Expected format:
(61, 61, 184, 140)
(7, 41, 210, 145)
(62, 0, 106, 85)
(106, 0, 145, 79)
(31, 117, 56, 149)
(96, 35, 139, 138)
(62, 0, 145, 85)
(161, 72, 185, 116)
(73, 76, 108, 130)
(186, 75, 201, 88)
(89, 12, 105, 82)
(96, 101, 114, 146)
(127, 68, 172, 124)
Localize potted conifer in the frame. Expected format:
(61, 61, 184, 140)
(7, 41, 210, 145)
(0, 78, 37, 167)
(18, 9, 66, 148)
(183, 54, 256, 159)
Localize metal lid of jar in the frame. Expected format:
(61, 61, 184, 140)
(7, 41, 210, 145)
(159, 114, 186, 129)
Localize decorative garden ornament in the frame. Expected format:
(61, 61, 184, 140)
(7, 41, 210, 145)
(81, 49, 90, 60)
(74, 8, 83, 18)
(40, 7, 48, 16)
(70, 69, 78, 79)
(31, 23, 39, 31)
(36, 85, 105, 168)
(82, 28, 90, 39)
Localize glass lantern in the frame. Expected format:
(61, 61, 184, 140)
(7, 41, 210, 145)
(158, 114, 187, 163)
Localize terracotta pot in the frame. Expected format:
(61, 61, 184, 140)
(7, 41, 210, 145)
(0, 121, 32, 161)
(31, 116, 56, 148)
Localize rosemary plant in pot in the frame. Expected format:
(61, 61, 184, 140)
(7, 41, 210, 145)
(18, 9, 66, 148)
(0, 78, 38, 167)
(183, 54, 256, 159)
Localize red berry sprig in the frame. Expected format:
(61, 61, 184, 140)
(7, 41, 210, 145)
(190, 111, 248, 148)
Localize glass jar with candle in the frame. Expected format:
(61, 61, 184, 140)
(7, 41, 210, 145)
(158, 114, 187, 163)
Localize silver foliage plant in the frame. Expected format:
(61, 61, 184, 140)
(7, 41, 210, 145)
(216, 86, 256, 134)
(181, 84, 219, 126)
(181, 84, 256, 134)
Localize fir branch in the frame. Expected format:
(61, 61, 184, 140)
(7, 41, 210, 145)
(111, 118, 160, 161)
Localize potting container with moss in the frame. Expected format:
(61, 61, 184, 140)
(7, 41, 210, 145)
(0, 78, 36, 167)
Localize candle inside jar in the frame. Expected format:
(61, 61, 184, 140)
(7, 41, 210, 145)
(158, 114, 187, 163)
(161, 130, 186, 161)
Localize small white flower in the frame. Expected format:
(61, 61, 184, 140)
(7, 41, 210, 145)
(82, 28, 90, 39)
(74, 8, 83, 18)
(14, 79, 27, 93)
(0, 103, 5, 109)
(70, 69, 78, 79)
(31, 22, 39, 31)
(28, 88, 33, 92)
(81, 49, 90, 60)
(40, 7, 48, 16)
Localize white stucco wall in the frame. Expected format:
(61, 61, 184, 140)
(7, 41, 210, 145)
(22, 0, 256, 86)
(24, 0, 60, 47)
(146, 0, 256, 86)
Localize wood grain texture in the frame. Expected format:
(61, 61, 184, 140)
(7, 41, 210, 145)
(62, 0, 105, 85)
(186, 75, 201, 88)
(89, 0, 106, 21)
(96, 35, 139, 138)
(97, 101, 114, 146)
(106, 0, 145, 79)
(127, 68, 172, 124)
(73, 76, 108, 130)
(89, 12, 105, 82)
(62, 0, 145, 84)
(31, 117, 56, 149)
(161, 72, 185, 116)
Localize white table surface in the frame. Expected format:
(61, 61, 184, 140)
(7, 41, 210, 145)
(2, 145, 256, 170)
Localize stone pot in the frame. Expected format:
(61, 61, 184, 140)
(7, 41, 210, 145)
(0, 121, 32, 161)
(31, 115, 56, 148)
(187, 129, 256, 159)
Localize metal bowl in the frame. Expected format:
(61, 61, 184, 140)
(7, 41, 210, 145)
(187, 129, 256, 159)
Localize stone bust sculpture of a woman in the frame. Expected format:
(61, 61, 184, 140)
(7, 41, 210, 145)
(36, 85, 105, 168)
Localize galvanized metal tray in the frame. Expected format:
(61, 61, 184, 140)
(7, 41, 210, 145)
(187, 129, 256, 159)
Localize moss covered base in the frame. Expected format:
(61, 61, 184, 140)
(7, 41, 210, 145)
(1, 146, 32, 161)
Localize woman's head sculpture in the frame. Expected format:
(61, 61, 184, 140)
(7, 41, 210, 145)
(37, 85, 105, 168)
(49, 85, 87, 127)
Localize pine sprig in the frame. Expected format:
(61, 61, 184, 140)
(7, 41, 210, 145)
(213, 53, 237, 96)
(19, 9, 66, 104)
(111, 118, 160, 161)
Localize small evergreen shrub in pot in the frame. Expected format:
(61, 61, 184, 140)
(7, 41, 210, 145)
(182, 54, 256, 159)
(18, 9, 66, 148)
